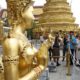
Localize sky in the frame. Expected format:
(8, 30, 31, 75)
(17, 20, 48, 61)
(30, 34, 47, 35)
(0, 0, 80, 26)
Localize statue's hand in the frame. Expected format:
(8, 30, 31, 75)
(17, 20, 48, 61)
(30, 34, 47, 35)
(48, 34, 54, 42)
(47, 34, 54, 47)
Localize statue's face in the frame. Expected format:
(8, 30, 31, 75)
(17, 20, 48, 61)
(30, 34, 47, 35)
(22, 5, 34, 29)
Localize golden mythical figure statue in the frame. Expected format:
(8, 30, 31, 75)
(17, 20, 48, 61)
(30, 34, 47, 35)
(2, 0, 53, 80)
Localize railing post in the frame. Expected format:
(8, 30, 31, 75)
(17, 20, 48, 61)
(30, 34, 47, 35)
(66, 45, 71, 76)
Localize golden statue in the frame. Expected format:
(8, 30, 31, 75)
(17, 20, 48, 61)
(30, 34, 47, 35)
(2, 0, 53, 80)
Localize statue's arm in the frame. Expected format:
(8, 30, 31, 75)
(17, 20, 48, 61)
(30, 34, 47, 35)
(36, 42, 49, 69)
(2, 38, 19, 80)
(32, 41, 49, 78)
(35, 36, 53, 71)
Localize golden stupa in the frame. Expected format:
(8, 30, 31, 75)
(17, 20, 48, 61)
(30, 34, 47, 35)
(34, 0, 78, 33)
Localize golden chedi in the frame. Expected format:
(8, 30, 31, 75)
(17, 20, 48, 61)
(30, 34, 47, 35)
(2, 0, 53, 80)
(36, 0, 78, 32)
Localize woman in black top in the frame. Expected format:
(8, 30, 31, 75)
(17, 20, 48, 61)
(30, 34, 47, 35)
(52, 34, 61, 66)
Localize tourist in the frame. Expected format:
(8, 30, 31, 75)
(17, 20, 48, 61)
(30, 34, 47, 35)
(62, 34, 68, 61)
(68, 31, 77, 65)
(52, 33, 61, 66)
(76, 34, 80, 66)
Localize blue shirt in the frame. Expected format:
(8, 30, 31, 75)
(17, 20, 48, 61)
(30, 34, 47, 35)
(67, 35, 77, 49)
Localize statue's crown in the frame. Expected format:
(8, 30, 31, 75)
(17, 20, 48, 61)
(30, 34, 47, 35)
(6, 0, 36, 7)
(6, 0, 36, 4)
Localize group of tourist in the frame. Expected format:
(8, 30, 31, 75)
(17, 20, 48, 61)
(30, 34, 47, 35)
(48, 31, 80, 67)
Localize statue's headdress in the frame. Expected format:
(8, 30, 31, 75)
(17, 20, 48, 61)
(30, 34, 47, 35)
(6, 0, 36, 26)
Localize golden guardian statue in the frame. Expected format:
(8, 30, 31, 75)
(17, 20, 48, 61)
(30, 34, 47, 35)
(2, 0, 53, 80)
